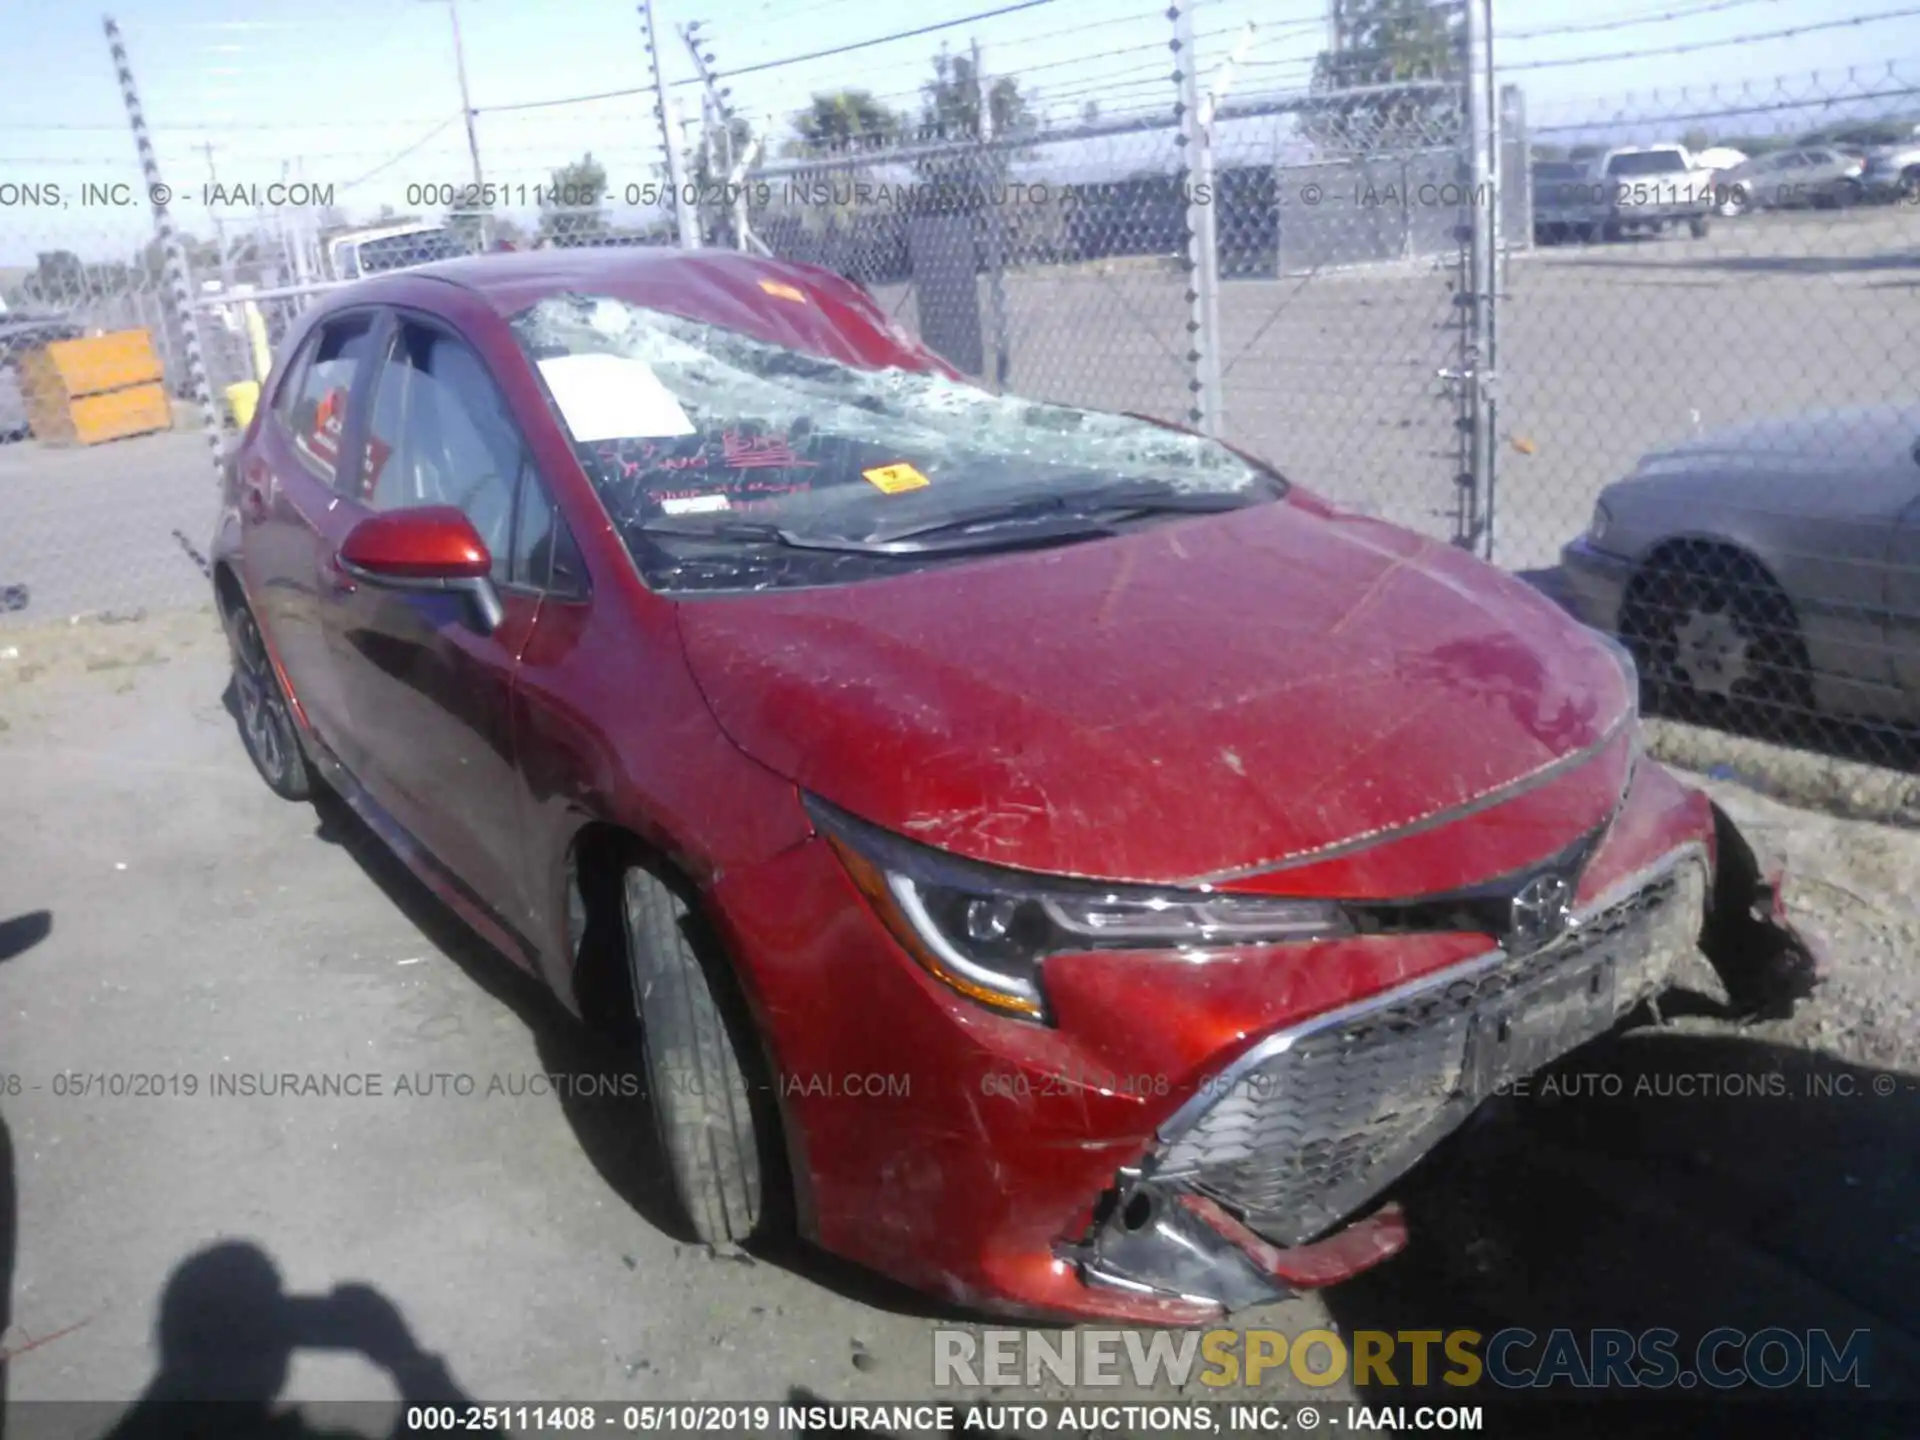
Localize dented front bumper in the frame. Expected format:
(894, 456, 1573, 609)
(712, 769, 1819, 1324)
(1058, 806, 1820, 1315)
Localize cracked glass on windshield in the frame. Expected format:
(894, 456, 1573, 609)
(511, 292, 1280, 593)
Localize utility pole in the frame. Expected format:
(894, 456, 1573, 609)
(428, 0, 489, 246)
(199, 141, 233, 284)
(639, 0, 700, 247)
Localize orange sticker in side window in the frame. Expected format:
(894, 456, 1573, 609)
(758, 278, 808, 303)
(862, 462, 930, 494)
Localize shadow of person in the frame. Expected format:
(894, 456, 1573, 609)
(99, 1242, 497, 1440)
(0, 909, 52, 1440)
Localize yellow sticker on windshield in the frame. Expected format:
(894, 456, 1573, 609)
(863, 462, 930, 494)
(759, 279, 808, 303)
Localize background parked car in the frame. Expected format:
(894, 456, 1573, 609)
(1719, 147, 1868, 213)
(1691, 146, 1751, 216)
(1860, 140, 1920, 201)
(1530, 159, 1607, 243)
(1556, 405, 1920, 736)
(1592, 145, 1717, 239)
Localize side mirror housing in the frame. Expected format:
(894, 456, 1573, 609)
(337, 506, 503, 635)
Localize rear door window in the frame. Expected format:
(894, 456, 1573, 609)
(280, 312, 379, 486)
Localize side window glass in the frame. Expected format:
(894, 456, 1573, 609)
(283, 313, 377, 487)
(269, 332, 316, 425)
(362, 323, 520, 583)
(509, 467, 589, 597)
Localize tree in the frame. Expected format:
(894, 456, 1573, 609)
(541, 153, 608, 246)
(916, 44, 1033, 142)
(1680, 127, 1713, 155)
(792, 90, 901, 153)
(1080, 100, 1102, 127)
(20, 250, 86, 304)
(1301, 0, 1463, 156)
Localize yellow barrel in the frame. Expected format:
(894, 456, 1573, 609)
(225, 380, 261, 430)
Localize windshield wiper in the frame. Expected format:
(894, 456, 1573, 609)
(867, 481, 1257, 545)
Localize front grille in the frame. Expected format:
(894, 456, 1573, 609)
(1152, 852, 1707, 1248)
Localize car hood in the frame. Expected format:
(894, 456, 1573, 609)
(675, 497, 1634, 886)
(1639, 404, 1920, 473)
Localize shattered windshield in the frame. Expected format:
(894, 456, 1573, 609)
(510, 293, 1282, 593)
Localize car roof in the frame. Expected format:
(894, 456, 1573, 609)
(359, 246, 958, 377)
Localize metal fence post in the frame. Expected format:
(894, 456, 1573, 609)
(103, 16, 224, 489)
(639, 0, 699, 249)
(1171, 0, 1223, 438)
(1464, 0, 1499, 560)
(973, 40, 1011, 389)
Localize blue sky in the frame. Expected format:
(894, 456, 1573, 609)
(3, 0, 1917, 266)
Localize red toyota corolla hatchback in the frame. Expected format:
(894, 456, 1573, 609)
(212, 248, 1815, 1322)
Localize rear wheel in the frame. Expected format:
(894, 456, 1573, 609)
(619, 864, 770, 1246)
(1688, 215, 1711, 238)
(226, 601, 311, 800)
(1620, 550, 1814, 731)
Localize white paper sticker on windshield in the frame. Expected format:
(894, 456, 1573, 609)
(537, 353, 695, 442)
(660, 493, 731, 516)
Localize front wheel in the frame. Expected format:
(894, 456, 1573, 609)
(1620, 554, 1814, 729)
(226, 601, 312, 800)
(1688, 215, 1711, 238)
(620, 865, 770, 1247)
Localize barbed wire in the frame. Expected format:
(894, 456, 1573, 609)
(1500, 0, 1786, 42)
(1507, 4, 1920, 71)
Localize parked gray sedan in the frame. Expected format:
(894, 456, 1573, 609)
(1720, 147, 1866, 212)
(1558, 406, 1920, 730)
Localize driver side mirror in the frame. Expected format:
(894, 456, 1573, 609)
(337, 506, 504, 636)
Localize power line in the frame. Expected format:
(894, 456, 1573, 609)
(1507, 4, 1920, 70)
(340, 116, 462, 190)
(1528, 78, 1920, 133)
(711, 0, 1060, 81)
(1501, 0, 1782, 42)
(475, 83, 655, 115)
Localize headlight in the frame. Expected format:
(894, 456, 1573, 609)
(807, 797, 1350, 1023)
(1588, 499, 1612, 545)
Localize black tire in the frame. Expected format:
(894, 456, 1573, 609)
(1601, 218, 1623, 243)
(1901, 167, 1920, 203)
(1688, 215, 1711, 238)
(619, 865, 766, 1247)
(1619, 551, 1814, 731)
(226, 600, 312, 800)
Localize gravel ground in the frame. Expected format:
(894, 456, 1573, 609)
(1, 609, 1916, 1432)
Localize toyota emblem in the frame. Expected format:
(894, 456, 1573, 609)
(1507, 871, 1576, 954)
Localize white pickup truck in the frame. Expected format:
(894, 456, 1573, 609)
(1590, 144, 1718, 240)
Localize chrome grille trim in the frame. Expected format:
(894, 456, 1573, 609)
(1150, 842, 1708, 1249)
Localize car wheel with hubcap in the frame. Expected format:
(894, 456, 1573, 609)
(618, 864, 771, 1247)
(1621, 554, 1814, 728)
(226, 601, 312, 800)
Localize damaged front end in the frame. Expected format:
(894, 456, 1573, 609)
(1060, 806, 1821, 1315)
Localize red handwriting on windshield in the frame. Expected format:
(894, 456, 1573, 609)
(722, 430, 816, 469)
(597, 430, 815, 477)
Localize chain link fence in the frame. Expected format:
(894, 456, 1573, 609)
(3, 4, 1917, 777)
(1501, 64, 1920, 770)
